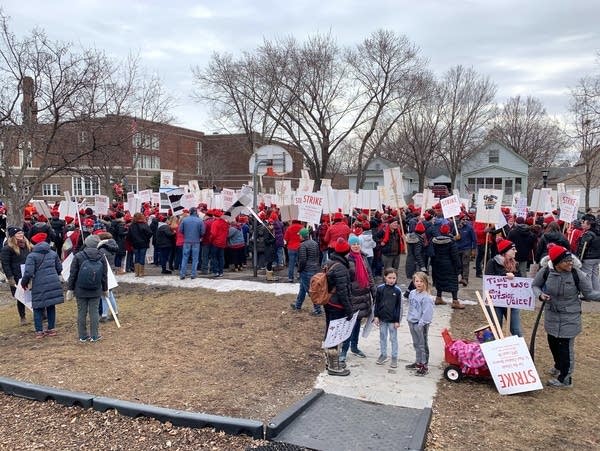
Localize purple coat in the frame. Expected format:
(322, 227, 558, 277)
(273, 220, 285, 247)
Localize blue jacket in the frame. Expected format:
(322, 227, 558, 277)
(455, 221, 476, 252)
(178, 214, 205, 244)
(227, 225, 245, 248)
(21, 242, 64, 309)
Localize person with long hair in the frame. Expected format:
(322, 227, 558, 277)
(127, 212, 153, 277)
(406, 271, 434, 376)
(485, 239, 522, 336)
(1, 227, 33, 325)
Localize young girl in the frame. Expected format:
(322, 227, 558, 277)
(406, 271, 434, 376)
(374, 268, 402, 368)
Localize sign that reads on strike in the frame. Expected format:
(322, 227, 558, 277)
(483, 276, 535, 310)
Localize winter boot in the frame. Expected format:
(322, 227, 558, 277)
(451, 299, 465, 309)
(435, 296, 446, 305)
(266, 270, 279, 281)
(139, 264, 145, 277)
(134, 263, 141, 277)
(326, 347, 350, 376)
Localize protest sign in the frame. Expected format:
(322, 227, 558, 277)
(322, 312, 358, 348)
(475, 189, 503, 224)
(94, 195, 109, 215)
(151, 192, 160, 207)
(515, 196, 528, 219)
(181, 192, 198, 210)
(412, 192, 423, 207)
(558, 192, 579, 223)
(440, 194, 462, 219)
(480, 335, 543, 395)
(31, 200, 51, 218)
(138, 189, 152, 204)
(383, 167, 406, 208)
(296, 192, 324, 225)
(221, 188, 235, 211)
(160, 171, 174, 187)
(15, 278, 32, 311)
(297, 177, 314, 193)
(483, 276, 535, 310)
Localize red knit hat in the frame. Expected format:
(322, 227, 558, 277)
(37, 214, 48, 223)
(439, 224, 450, 235)
(334, 237, 350, 254)
(415, 221, 426, 233)
(497, 239, 515, 254)
(65, 215, 74, 224)
(548, 244, 571, 266)
(333, 210, 344, 221)
(31, 232, 47, 244)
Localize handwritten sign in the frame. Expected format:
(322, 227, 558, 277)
(322, 312, 358, 348)
(558, 192, 579, 223)
(483, 276, 535, 310)
(296, 192, 324, 225)
(480, 335, 543, 395)
(94, 195, 109, 215)
(440, 194, 462, 219)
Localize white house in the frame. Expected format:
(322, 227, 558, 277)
(459, 141, 529, 205)
(346, 157, 420, 196)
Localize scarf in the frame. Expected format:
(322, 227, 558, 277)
(351, 251, 369, 289)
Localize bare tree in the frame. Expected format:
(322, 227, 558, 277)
(437, 65, 496, 188)
(570, 75, 600, 209)
(488, 95, 568, 168)
(0, 15, 173, 223)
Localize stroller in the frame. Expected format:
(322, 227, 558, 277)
(442, 328, 491, 382)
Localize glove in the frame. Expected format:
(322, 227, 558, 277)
(65, 290, 74, 301)
(8, 279, 16, 288)
(103, 291, 109, 298)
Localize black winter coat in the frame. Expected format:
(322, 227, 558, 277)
(405, 232, 426, 278)
(297, 239, 320, 274)
(128, 221, 153, 249)
(109, 219, 127, 256)
(155, 223, 175, 248)
(68, 247, 108, 299)
(1, 243, 30, 283)
(535, 231, 570, 263)
(577, 229, 600, 260)
(430, 235, 460, 293)
(347, 251, 375, 320)
(507, 224, 536, 263)
(325, 252, 353, 315)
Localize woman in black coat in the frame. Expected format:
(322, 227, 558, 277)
(430, 224, 464, 309)
(1, 227, 32, 325)
(127, 212, 153, 277)
(404, 222, 427, 296)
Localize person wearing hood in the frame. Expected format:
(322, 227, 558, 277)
(67, 234, 108, 342)
(534, 221, 570, 264)
(485, 239, 523, 336)
(508, 216, 536, 275)
(20, 232, 64, 338)
(430, 224, 464, 309)
(532, 244, 600, 388)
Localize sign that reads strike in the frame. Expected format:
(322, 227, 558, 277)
(440, 194, 462, 219)
(483, 276, 535, 310)
(296, 191, 324, 225)
(480, 335, 543, 395)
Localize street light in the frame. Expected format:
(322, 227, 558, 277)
(541, 169, 549, 188)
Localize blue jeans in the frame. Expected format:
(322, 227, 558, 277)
(211, 246, 225, 275)
(287, 249, 298, 280)
(133, 248, 147, 265)
(101, 290, 119, 318)
(158, 247, 171, 271)
(201, 243, 211, 272)
(494, 306, 522, 337)
(295, 271, 320, 311)
(180, 243, 200, 277)
(34, 305, 55, 332)
(274, 246, 285, 266)
(379, 322, 399, 359)
(341, 320, 361, 357)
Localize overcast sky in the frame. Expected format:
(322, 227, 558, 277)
(2, 0, 599, 132)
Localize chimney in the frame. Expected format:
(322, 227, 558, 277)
(21, 76, 38, 125)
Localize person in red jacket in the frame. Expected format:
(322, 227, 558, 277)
(201, 210, 214, 274)
(324, 211, 351, 261)
(210, 210, 229, 277)
(284, 219, 304, 282)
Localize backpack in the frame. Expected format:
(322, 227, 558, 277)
(77, 252, 104, 290)
(309, 263, 339, 305)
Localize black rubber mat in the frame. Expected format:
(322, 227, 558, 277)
(270, 393, 431, 451)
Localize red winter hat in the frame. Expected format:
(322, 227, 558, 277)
(415, 221, 426, 233)
(439, 224, 450, 235)
(548, 244, 571, 266)
(333, 210, 344, 221)
(497, 239, 515, 254)
(424, 212, 432, 221)
(334, 237, 350, 254)
(544, 216, 554, 225)
(37, 214, 48, 223)
(258, 211, 267, 220)
(31, 232, 47, 244)
(269, 212, 279, 221)
(65, 215, 74, 224)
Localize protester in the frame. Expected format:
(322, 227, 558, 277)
(532, 244, 600, 387)
(404, 221, 427, 297)
(127, 212, 153, 277)
(323, 237, 353, 376)
(405, 271, 434, 376)
(375, 218, 403, 274)
(20, 232, 63, 338)
(485, 239, 522, 336)
(340, 234, 376, 364)
(1, 227, 32, 325)
(109, 212, 127, 273)
(226, 219, 246, 272)
(507, 216, 536, 276)
(178, 207, 205, 279)
(67, 234, 108, 343)
(576, 216, 600, 290)
(534, 221, 570, 264)
(284, 219, 303, 282)
(455, 216, 476, 286)
(96, 231, 119, 322)
(210, 210, 229, 278)
(291, 228, 322, 315)
(373, 268, 402, 368)
(155, 216, 175, 274)
(430, 223, 464, 308)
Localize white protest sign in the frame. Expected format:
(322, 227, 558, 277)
(31, 200, 51, 218)
(383, 167, 406, 208)
(422, 189, 436, 210)
(558, 192, 579, 223)
(335, 189, 355, 215)
(515, 196, 528, 219)
(221, 188, 235, 211)
(94, 195, 109, 215)
(151, 192, 160, 207)
(15, 278, 32, 311)
(480, 335, 543, 395)
(475, 189, 503, 224)
(322, 312, 359, 348)
(483, 276, 535, 310)
(540, 188, 554, 213)
(160, 171, 174, 187)
(62, 254, 118, 290)
(296, 192, 324, 225)
(412, 192, 423, 207)
(275, 180, 293, 206)
(297, 177, 314, 193)
(440, 195, 462, 219)
(319, 185, 336, 214)
(58, 200, 78, 220)
(181, 192, 198, 210)
(357, 190, 377, 209)
(138, 189, 152, 204)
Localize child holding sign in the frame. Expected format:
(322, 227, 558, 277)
(406, 271, 434, 376)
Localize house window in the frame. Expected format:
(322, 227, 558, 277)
(505, 179, 513, 195)
(132, 132, 143, 148)
(79, 131, 88, 144)
(489, 149, 499, 163)
(363, 181, 379, 190)
(196, 141, 203, 175)
(151, 135, 160, 150)
(375, 163, 381, 170)
(515, 177, 522, 193)
(72, 176, 100, 196)
(494, 178, 502, 190)
(134, 155, 160, 169)
(42, 184, 61, 196)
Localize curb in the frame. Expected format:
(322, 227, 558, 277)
(265, 389, 324, 439)
(0, 376, 94, 408)
(406, 407, 432, 451)
(92, 396, 264, 439)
